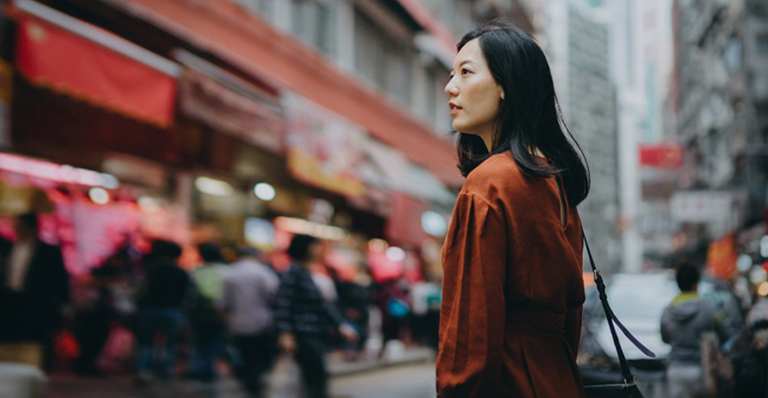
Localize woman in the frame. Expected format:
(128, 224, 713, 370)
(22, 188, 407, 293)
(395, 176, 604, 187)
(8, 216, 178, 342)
(436, 21, 590, 397)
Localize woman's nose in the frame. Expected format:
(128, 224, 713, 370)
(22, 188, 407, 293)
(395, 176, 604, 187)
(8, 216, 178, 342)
(445, 81, 459, 97)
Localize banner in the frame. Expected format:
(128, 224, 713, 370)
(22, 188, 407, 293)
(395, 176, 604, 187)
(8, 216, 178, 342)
(283, 93, 366, 197)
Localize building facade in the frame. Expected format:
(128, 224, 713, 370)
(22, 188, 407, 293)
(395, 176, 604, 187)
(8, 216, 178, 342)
(543, 0, 621, 274)
(668, 0, 768, 272)
(1, 0, 534, 276)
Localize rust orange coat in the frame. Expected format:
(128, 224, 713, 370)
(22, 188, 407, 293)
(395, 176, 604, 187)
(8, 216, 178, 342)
(437, 153, 587, 397)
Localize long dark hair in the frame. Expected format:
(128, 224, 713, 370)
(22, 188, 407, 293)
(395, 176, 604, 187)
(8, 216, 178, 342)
(455, 21, 590, 206)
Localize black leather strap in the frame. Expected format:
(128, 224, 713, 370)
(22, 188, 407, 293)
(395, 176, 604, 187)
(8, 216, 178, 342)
(581, 226, 655, 384)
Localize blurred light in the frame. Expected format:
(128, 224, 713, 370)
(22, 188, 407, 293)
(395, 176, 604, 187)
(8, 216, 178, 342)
(761, 235, 768, 258)
(274, 217, 348, 241)
(253, 182, 276, 201)
(421, 210, 447, 236)
(738, 254, 753, 272)
(758, 282, 768, 297)
(100, 173, 120, 189)
(368, 238, 388, 252)
(195, 176, 233, 196)
(88, 187, 109, 205)
(0, 153, 118, 188)
(385, 246, 406, 262)
(309, 199, 334, 224)
(751, 266, 768, 284)
(137, 196, 159, 211)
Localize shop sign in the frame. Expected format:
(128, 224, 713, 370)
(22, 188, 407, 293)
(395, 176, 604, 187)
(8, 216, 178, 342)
(670, 191, 733, 223)
(179, 67, 286, 153)
(283, 93, 366, 197)
(707, 233, 737, 280)
(639, 142, 684, 169)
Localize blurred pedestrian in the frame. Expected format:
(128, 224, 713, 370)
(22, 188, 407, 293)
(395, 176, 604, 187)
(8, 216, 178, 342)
(219, 246, 279, 397)
(73, 246, 132, 377)
(134, 239, 192, 385)
(336, 268, 371, 360)
(186, 242, 228, 382)
(375, 279, 410, 360)
(436, 21, 592, 397)
(274, 234, 358, 398)
(661, 262, 728, 398)
(409, 280, 441, 351)
(0, 212, 69, 371)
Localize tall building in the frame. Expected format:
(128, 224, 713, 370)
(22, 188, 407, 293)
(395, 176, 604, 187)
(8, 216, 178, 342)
(599, 0, 677, 272)
(668, 0, 768, 271)
(543, 0, 621, 273)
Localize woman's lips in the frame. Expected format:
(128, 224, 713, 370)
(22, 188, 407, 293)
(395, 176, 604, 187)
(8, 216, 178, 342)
(449, 102, 462, 116)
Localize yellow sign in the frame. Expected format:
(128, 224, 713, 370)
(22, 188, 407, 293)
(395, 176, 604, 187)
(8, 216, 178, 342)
(0, 59, 12, 102)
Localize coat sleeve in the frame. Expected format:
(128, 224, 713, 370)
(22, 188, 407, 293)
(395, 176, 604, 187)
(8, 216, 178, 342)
(436, 193, 507, 397)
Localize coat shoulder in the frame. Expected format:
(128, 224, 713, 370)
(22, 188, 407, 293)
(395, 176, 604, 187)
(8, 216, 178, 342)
(462, 153, 529, 207)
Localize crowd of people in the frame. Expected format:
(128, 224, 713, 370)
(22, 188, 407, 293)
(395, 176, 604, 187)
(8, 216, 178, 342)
(0, 212, 442, 398)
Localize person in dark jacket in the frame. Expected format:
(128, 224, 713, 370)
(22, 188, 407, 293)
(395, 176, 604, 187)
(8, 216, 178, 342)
(0, 212, 69, 370)
(274, 234, 357, 398)
(73, 246, 133, 377)
(661, 262, 727, 398)
(134, 240, 192, 385)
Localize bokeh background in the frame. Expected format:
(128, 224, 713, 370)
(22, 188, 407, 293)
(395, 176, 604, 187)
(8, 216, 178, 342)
(0, 0, 766, 397)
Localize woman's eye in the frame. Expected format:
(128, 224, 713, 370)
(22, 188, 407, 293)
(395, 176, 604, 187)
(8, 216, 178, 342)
(461, 68, 470, 75)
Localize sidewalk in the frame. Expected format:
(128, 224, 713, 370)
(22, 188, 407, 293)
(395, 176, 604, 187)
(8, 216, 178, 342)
(327, 346, 434, 377)
(36, 347, 435, 398)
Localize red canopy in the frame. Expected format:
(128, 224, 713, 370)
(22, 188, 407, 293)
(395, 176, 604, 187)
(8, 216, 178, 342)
(15, 15, 177, 127)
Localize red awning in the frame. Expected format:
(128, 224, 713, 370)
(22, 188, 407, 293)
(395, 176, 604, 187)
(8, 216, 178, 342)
(15, 15, 177, 127)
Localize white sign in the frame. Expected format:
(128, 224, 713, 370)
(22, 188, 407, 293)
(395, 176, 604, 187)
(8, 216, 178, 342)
(670, 191, 732, 223)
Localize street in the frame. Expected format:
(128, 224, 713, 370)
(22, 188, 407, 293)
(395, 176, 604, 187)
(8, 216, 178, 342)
(40, 362, 438, 398)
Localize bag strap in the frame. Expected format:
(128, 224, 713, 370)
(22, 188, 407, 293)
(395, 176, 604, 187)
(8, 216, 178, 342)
(581, 226, 655, 385)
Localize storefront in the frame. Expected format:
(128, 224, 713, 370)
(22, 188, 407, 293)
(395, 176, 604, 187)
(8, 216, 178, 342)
(3, 0, 458, 283)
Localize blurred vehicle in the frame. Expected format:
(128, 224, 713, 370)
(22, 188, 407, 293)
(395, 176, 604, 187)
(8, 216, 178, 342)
(578, 271, 743, 385)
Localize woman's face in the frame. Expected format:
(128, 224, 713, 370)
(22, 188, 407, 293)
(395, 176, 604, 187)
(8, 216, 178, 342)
(445, 38, 504, 149)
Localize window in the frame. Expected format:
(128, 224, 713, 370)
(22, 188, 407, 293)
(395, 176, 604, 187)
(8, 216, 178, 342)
(748, 1, 767, 17)
(724, 38, 742, 71)
(353, 8, 413, 106)
(757, 33, 768, 56)
(237, 0, 274, 18)
(291, 0, 337, 56)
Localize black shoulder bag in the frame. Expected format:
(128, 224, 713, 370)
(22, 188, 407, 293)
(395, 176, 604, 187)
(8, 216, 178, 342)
(582, 228, 656, 398)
